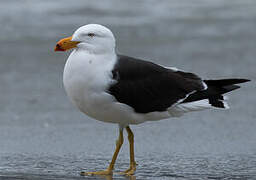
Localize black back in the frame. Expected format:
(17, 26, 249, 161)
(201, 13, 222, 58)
(107, 55, 205, 113)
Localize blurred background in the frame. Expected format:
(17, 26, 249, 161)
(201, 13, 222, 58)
(0, 0, 255, 179)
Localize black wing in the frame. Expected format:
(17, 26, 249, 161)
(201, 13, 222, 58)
(107, 55, 206, 113)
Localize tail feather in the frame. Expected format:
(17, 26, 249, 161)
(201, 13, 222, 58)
(208, 95, 227, 108)
(182, 78, 250, 109)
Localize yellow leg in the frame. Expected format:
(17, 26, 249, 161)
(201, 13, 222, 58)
(120, 126, 137, 176)
(81, 128, 124, 176)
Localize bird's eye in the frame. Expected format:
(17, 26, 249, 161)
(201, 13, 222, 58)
(88, 33, 95, 37)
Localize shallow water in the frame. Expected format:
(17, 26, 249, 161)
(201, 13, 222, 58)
(1, 153, 256, 179)
(0, 0, 255, 179)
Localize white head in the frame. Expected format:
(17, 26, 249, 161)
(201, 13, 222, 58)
(55, 24, 116, 54)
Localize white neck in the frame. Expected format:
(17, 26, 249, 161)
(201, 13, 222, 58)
(63, 48, 117, 93)
(77, 42, 116, 55)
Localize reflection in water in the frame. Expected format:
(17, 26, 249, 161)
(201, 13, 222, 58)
(80, 172, 136, 180)
(96, 174, 136, 180)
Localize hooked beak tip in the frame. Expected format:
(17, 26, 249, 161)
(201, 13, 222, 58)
(54, 44, 65, 52)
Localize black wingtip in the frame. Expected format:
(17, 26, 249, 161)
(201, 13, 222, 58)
(204, 78, 251, 86)
(236, 79, 251, 83)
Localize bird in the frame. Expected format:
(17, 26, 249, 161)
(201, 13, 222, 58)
(54, 24, 250, 176)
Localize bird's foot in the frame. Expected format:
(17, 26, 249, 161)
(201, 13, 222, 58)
(119, 163, 137, 176)
(80, 169, 113, 176)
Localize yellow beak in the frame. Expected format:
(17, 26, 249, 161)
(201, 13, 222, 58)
(54, 36, 80, 51)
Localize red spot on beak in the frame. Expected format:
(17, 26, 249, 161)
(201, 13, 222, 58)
(54, 44, 65, 51)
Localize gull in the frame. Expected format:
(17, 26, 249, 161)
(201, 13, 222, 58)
(54, 24, 250, 176)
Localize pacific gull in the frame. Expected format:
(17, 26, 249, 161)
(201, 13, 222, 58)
(54, 24, 250, 176)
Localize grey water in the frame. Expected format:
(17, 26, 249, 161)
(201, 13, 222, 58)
(0, 0, 255, 179)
